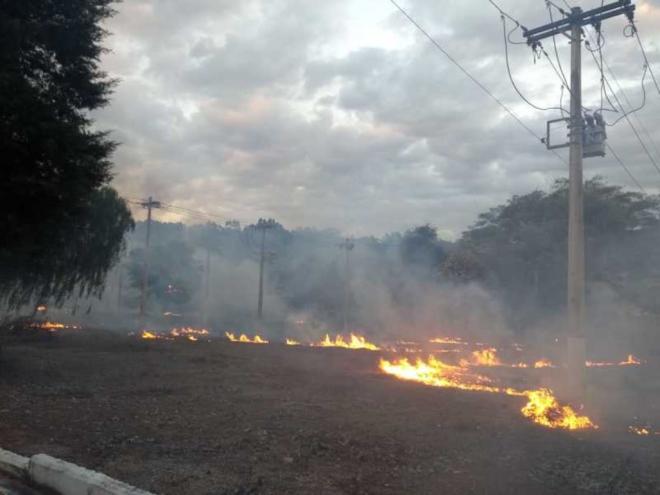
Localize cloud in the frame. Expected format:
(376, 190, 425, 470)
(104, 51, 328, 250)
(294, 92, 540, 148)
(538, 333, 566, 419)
(95, 0, 660, 237)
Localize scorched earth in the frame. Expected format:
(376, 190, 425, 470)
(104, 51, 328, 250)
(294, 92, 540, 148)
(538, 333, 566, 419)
(0, 329, 659, 494)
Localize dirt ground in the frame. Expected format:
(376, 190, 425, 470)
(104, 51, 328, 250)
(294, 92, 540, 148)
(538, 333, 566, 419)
(1, 330, 659, 495)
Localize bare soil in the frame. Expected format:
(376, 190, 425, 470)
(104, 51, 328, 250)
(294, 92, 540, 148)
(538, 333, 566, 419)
(0, 330, 659, 495)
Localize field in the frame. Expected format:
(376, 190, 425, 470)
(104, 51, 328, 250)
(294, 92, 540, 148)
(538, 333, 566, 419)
(1, 330, 659, 495)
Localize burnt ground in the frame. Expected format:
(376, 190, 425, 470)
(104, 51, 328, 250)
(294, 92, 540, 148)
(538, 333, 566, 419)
(0, 330, 659, 495)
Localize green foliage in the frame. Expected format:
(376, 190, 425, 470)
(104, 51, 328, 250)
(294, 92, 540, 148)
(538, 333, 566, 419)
(0, 1, 133, 309)
(0, 188, 134, 308)
(456, 177, 660, 323)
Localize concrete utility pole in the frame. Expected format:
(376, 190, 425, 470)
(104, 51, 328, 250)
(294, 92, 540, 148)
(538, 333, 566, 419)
(339, 238, 355, 333)
(139, 196, 161, 323)
(523, 1, 635, 391)
(566, 15, 586, 386)
(255, 220, 274, 320)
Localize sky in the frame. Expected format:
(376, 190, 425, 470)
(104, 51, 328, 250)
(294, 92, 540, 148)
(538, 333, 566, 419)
(95, 0, 660, 239)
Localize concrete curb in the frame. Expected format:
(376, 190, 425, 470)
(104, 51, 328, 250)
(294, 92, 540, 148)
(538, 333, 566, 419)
(0, 448, 29, 479)
(0, 448, 155, 495)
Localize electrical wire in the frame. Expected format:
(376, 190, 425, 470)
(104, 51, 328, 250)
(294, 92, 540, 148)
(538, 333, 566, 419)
(605, 143, 646, 193)
(546, 1, 569, 88)
(606, 64, 647, 127)
(592, 53, 660, 177)
(390, 0, 567, 165)
(631, 25, 660, 96)
(587, 46, 648, 127)
(501, 16, 566, 113)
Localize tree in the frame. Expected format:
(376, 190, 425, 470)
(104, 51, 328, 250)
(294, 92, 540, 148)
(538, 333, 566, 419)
(456, 177, 660, 326)
(400, 225, 446, 278)
(0, 1, 132, 309)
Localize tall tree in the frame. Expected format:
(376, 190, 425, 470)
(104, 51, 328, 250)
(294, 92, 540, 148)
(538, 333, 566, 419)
(0, 1, 133, 309)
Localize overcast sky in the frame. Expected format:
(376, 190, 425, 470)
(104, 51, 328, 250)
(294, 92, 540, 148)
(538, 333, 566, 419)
(95, 0, 660, 239)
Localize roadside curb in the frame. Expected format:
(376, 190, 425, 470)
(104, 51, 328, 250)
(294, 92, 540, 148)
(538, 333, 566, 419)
(0, 448, 29, 479)
(0, 448, 154, 495)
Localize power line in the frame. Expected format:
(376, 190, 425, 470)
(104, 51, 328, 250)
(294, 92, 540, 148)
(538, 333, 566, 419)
(632, 25, 660, 96)
(501, 16, 566, 113)
(586, 47, 660, 178)
(536, 0, 647, 193)
(605, 143, 645, 193)
(389, 0, 567, 165)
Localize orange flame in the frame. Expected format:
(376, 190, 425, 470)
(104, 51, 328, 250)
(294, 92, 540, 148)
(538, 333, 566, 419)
(533, 359, 555, 368)
(429, 337, 467, 345)
(141, 330, 159, 340)
(31, 321, 80, 332)
(170, 327, 209, 340)
(460, 348, 501, 367)
(314, 334, 380, 351)
(225, 332, 269, 344)
(379, 356, 597, 430)
(628, 426, 650, 436)
(586, 354, 643, 367)
(285, 338, 301, 346)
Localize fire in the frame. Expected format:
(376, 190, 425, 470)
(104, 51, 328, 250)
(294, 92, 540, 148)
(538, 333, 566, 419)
(520, 389, 596, 430)
(586, 354, 643, 367)
(141, 330, 159, 340)
(286, 338, 301, 346)
(379, 356, 597, 430)
(460, 348, 501, 367)
(170, 327, 209, 341)
(533, 359, 555, 368)
(629, 426, 650, 436)
(315, 333, 380, 351)
(429, 337, 467, 345)
(31, 321, 79, 332)
(225, 332, 269, 344)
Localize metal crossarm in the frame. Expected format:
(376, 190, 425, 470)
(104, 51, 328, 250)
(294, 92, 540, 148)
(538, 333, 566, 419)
(522, 1, 634, 44)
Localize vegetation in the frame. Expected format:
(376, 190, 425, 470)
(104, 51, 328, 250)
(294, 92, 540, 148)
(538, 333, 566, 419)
(0, 1, 133, 309)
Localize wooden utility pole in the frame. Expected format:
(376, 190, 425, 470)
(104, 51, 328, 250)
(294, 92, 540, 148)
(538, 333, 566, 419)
(523, 1, 635, 391)
(139, 196, 161, 323)
(339, 238, 354, 333)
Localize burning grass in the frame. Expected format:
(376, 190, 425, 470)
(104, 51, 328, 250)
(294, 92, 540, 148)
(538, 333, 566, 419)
(140, 328, 210, 342)
(586, 354, 642, 367)
(313, 333, 380, 351)
(30, 321, 80, 332)
(225, 332, 269, 344)
(379, 356, 597, 430)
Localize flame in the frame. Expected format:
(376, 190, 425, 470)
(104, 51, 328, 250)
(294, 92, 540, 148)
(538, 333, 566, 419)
(225, 332, 269, 344)
(520, 389, 596, 430)
(170, 327, 209, 339)
(429, 337, 467, 345)
(286, 338, 301, 346)
(460, 348, 501, 367)
(533, 359, 555, 368)
(31, 321, 79, 332)
(141, 331, 159, 340)
(629, 426, 650, 436)
(586, 354, 643, 367)
(314, 334, 380, 351)
(379, 356, 597, 430)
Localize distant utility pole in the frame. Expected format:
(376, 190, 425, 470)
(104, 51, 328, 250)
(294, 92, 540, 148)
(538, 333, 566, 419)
(523, 1, 635, 388)
(204, 247, 211, 326)
(139, 196, 161, 323)
(255, 219, 275, 320)
(339, 238, 355, 333)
